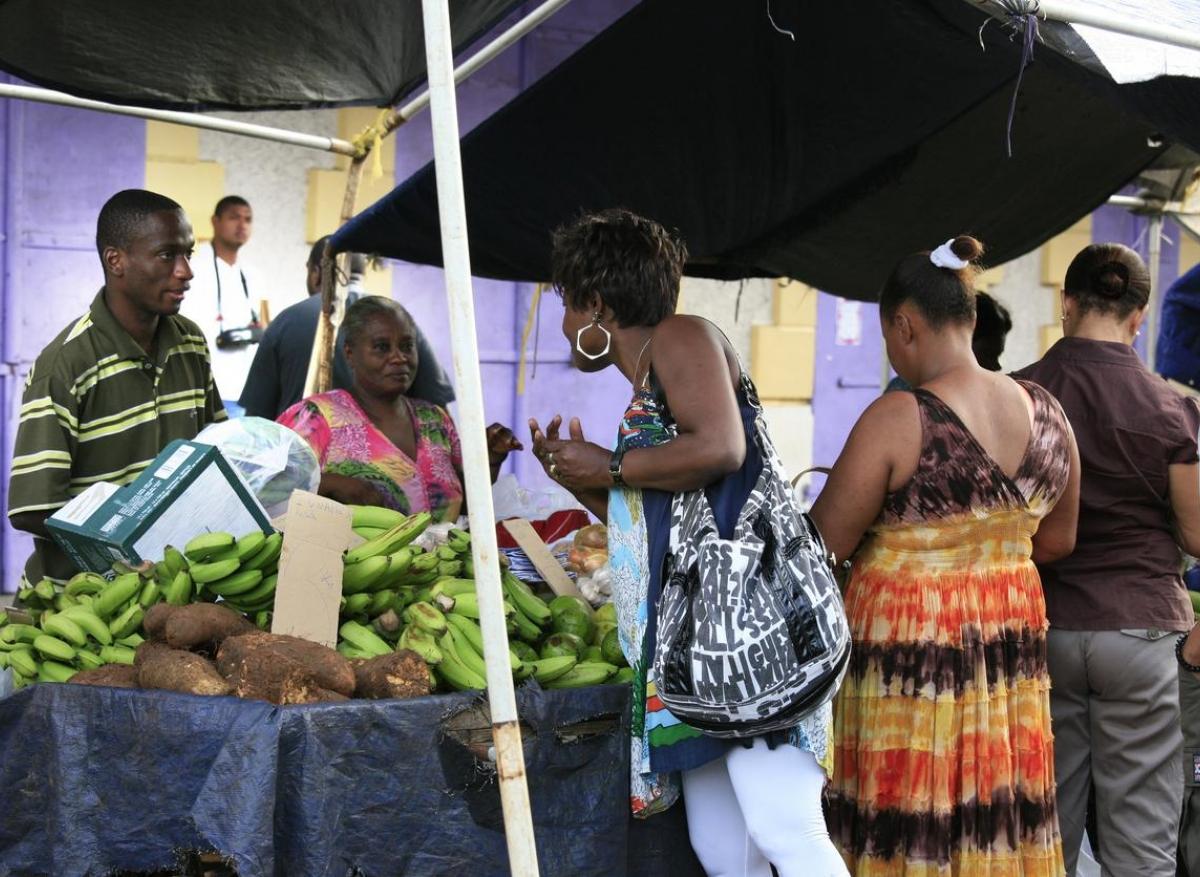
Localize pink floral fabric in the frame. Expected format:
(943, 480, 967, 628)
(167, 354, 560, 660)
(278, 389, 463, 521)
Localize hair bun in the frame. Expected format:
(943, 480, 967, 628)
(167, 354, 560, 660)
(1093, 261, 1130, 299)
(949, 235, 984, 264)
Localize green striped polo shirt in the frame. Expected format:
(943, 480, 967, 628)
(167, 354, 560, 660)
(8, 289, 227, 584)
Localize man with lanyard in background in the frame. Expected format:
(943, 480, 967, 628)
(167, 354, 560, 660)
(182, 195, 260, 415)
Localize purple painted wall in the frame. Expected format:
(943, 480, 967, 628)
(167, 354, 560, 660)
(806, 292, 885, 499)
(1, 80, 147, 589)
(388, 0, 638, 496)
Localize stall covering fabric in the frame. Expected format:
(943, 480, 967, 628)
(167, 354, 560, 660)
(330, 0, 1200, 301)
(0, 0, 526, 110)
(0, 681, 702, 877)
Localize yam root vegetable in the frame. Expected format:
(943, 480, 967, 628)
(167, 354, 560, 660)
(353, 649, 431, 700)
(224, 653, 344, 705)
(68, 664, 139, 688)
(136, 645, 231, 696)
(143, 603, 176, 641)
(134, 640, 173, 668)
(217, 632, 355, 696)
(164, 603, 254, 651)
(306, 688, 351, 703)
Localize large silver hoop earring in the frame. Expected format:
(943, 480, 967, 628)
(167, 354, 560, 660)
(575, 315, 611, 361)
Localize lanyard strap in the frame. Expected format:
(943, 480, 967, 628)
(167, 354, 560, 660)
(213, 247, 256, 324)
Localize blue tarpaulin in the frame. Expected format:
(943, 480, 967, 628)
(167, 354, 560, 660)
(0, 681, 701, 877)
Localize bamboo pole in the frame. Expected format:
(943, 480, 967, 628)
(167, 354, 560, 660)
(420, 0, 539, 872)
(303, 156, 367, 397)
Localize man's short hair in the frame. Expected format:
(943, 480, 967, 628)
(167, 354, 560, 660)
(95, 189, 183, 260)
(213, 195, 250, 217)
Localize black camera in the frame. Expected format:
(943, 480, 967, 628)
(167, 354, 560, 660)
(215, 325, 264, 349)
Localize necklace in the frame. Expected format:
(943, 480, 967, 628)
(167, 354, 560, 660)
(632, 334, 653, 387)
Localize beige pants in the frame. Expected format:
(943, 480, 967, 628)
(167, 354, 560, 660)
(1048, 628, 1183, 876)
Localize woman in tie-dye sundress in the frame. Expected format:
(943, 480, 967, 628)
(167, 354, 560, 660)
(812, 235, 1082, 876)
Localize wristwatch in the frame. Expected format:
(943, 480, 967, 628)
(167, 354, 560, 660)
(609, 449, 627, 487)
(1176, 629, 1200, 673)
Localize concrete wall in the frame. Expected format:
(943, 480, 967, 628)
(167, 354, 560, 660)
(195, 110, 341, 316)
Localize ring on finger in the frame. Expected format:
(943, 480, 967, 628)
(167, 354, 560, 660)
(549, 462, 560, 479)
(548, 451, 556, 466)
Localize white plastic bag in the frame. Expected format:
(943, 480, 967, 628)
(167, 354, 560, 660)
(491, 473, 581, 522)
(194, 417, 320, 518)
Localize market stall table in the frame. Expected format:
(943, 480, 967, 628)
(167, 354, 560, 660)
(0, 679, 701, 876)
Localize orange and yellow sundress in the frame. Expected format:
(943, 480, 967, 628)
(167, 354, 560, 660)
(826, 381, 1070, 876)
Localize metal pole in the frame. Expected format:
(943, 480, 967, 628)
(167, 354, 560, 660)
(1034, 0, 1200, 52)
(390, 0, 575, 130)
(1108, 194, 1200, 216)
(0, 83, 359, 156)
(1147, 213, 1165, 369)
(419, 0, 539, 874)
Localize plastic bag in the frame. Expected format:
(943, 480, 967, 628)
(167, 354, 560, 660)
(491, 473, 581, 522)
(194, 417, 320, 517)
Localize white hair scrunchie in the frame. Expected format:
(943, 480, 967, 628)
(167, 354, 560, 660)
(929, 239, 969, 270)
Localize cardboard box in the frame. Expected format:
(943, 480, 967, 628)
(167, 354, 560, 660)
(47, 440, 271, 574)
(271, 490, 352, 647)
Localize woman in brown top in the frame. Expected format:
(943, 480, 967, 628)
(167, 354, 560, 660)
(1015, 243, 1200, 876)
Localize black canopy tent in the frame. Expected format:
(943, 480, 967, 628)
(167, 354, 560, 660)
(0, 0, 527, 110)
(330, 0, 1200, 301)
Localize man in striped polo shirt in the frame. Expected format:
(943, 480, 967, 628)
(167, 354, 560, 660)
(7, 189, 227, 585)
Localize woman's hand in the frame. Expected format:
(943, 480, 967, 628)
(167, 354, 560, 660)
(529, 415, 610, 491)
(320, 472, 384, 506)
(486, 423, 523, 465)
(486, 422, 523, 484)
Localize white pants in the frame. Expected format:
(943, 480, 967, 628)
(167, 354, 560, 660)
(681, 738, 848, 877)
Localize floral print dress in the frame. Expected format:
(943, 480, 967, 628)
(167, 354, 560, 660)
(278, 389, 463, 522)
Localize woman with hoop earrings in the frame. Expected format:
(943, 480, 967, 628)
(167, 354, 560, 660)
(528, 208, 846, 876)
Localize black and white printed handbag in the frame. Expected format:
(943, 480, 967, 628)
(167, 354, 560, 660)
(652, 372, 851, 738)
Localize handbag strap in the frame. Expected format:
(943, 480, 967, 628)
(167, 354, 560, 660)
(791, 466, 831, 488)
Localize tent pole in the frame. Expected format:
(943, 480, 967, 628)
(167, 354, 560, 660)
(1147, 213, 1165, 369)
(386, 0, 576, 135)
(0, 83, 359, 155)
(420, 0, 540, 874)
(1035, 1, 1200, 52)
(968, 0, 1200, 52)
(1108, 194, 1200, 216)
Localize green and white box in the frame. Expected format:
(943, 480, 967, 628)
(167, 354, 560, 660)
(47, 439, 272, 574)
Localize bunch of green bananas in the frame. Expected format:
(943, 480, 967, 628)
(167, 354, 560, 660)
(0, 570, 151, 687)
(342, 508, 439, 598)
(181, 529, 283, 629)
(332, 548, 627, 693)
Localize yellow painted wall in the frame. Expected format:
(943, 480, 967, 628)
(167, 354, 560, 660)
(1042, 217, 1092, 287)
(306, 108, 396, 296)
(1182, 232, 1200, 274)
(145, 121, 225, 240)
(752, 280, 817, 402)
